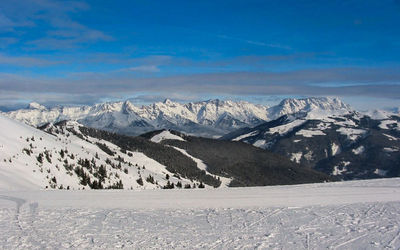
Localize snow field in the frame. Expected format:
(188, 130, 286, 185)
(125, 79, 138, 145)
(0, 178, 400, 249)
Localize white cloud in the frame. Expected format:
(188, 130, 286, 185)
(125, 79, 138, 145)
(123, 65, 160, 73)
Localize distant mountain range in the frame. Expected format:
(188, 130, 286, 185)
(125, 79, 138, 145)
(4, 97, 353, 137)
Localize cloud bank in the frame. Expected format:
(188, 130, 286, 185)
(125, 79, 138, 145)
(0, 67, 399, 107)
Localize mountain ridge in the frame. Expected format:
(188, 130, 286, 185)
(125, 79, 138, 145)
(5, 97, 353, 137)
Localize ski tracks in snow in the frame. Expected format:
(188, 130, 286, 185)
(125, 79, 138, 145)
(0, 199, 400, 249)
(0, 195, 43, 249)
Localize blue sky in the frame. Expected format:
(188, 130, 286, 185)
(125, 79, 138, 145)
(0, 0, 400, 110)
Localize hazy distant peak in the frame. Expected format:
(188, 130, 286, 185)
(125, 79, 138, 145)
(27, 102, 47, 110)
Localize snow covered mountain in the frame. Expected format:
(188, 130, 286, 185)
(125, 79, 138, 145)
(5, 99, 268, 137)
(0, 113, 218, 190)
(222, 109, 400, 180)
(4, 97, 352, 137)
(266, 97, 351, 120)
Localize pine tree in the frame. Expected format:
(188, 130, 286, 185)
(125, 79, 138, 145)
(163, 181, 175, 189)
(98, 165, 107, 183)
(136, 177, 144, 186)
(146, 175, 155, 184)
(36, 153, 43, 164)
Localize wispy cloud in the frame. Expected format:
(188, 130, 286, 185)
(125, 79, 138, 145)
(0, 53, 62, 67)
(0, 37, 18, 48)
(120, 65, 161, 73)
(217, 34, 291, 50)
(1, 0, 112, 50)
(0, 11, 34, 31)
(245, 40, 292, 50)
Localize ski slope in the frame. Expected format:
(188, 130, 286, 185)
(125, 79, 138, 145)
(1, 178, 400, 249)
(0, 114, 201, 190)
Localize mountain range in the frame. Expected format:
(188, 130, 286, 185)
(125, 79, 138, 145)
(2, 96, 399, 188)
(5, 97, 352, 137)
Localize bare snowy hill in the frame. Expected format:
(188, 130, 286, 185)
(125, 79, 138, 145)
(5, 97, 351, 137)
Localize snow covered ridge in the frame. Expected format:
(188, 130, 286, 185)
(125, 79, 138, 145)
(5, 96, 354, 137)
(0, 114, 211, 190)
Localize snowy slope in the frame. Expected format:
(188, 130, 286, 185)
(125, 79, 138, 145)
(5, 97, 353, 137)
(0, 178, 399, 249)
(169, 146, 232, 187)
(0, 114, 200, 190)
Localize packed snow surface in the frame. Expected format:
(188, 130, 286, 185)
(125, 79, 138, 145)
(1, 178, 400, 249)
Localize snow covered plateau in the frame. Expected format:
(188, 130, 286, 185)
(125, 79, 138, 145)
(0, 178, 400, 249)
